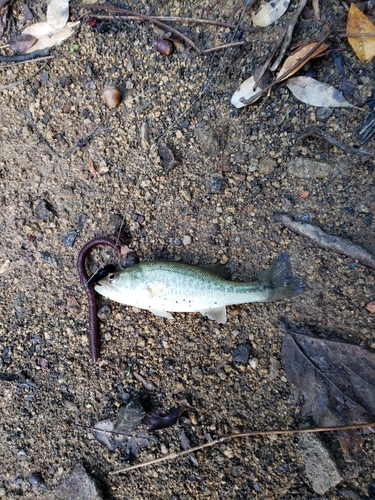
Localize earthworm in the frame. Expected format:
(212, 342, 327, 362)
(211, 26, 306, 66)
(77, 237, 122, 361)
(274, 212, 375, 270)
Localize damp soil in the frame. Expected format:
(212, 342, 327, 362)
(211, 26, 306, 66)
(0, 1, 375, 498)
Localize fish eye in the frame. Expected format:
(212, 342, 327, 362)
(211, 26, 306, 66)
(108, 273, 117, 282)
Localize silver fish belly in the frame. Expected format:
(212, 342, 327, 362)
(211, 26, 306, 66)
(94, 252, 304, 323)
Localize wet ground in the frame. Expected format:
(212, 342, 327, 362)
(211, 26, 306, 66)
(0, 0, 375, 498)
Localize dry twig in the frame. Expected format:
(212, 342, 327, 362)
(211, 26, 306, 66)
(109, 421, 375, 474)
(73, 4, 202, 53)
(270, 0, 308, 71)
(297, 128, 374, 158)
(274, 213, 375, 270)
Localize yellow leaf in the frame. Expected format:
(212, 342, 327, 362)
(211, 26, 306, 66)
(347, 3, 375, 62)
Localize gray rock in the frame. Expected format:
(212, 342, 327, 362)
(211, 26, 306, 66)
(316, 107, 333, 121)
(158, 141, 178, 173)
(62, 231, 77, 247)
(257, 157, 277, 175)
(298, 432, 343, 495)
(287, 156, 349, 179)
(205, 173, 226, 194)
(34, 200, 54, 220)
(232, 343, 251, 363)
(97, 305, 111, 320)
(57, 464, 103, 500)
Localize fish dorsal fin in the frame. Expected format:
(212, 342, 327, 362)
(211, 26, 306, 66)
(199, 307, 227, 324)
(199, 264, 231, 280)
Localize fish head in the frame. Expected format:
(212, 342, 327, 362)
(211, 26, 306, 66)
(94, 270, 122, 300)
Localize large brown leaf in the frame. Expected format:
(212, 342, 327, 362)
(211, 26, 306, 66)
(282, 324, 375, 426)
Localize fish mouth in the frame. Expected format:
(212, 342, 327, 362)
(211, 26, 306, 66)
(86, 264, 117, 286)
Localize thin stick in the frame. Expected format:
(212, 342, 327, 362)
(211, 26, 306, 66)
(109, 421, 375, 474)
(0, 55, 54, 69)
(73, 4, 202, 53)
(150, 15, 258, 33)
(0, 60, 50, 92)
(202, 41, 245, 53)
(297, 128, 374, 157)
(0, 48, 50, 63)
(312, 0, 320, 20)
(270, 0, 307, 72)
(273, 212, 375, 270)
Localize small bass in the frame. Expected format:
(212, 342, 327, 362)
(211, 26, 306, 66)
(95, 252, 304, 324)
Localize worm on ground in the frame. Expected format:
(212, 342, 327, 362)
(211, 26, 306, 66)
(77, 237, 122, 361)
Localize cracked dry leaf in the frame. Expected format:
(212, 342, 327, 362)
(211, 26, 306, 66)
(286, 76, 353, 107)
(282, 324, 375, 427)
(22, 21, 79, 53)
(277, 42, 329, 81)
(347, 3, 375, 63)
(252, 0, 290, 28)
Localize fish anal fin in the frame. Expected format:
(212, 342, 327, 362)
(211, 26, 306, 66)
(149, 308, 174, 319)
(200, 306, 227, 323)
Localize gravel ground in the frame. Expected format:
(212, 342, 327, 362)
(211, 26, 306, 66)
(0, 0, 375, 498)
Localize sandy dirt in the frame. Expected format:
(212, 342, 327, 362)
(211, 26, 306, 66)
(0, 0, 375, 498)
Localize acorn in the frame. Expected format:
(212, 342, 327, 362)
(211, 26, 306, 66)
(103, 83, 121, 108)
(155, 39, 173, 56)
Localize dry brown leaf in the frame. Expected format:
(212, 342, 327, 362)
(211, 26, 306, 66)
(10, 33, 36, 53)
(277, 42, 328, 81)
(347, 3, 375, 62)
(282, 324, 375, 427)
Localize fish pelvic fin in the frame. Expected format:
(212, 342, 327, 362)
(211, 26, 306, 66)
(149, 308, 174, 319)
(259, 252, 304, 302)
(200, 306, 227, 323)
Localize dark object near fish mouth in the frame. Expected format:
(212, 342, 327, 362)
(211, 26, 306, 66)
(86, 264, 117, 286)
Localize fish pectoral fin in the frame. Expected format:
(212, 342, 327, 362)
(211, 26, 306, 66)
(199, 306, 227, 324)
(149, 308, 174, 319)
(146, 285, 167, 297)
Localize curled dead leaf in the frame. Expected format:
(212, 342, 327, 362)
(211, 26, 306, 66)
(277, 42, 328, 81)
(142, 404, 187, 432)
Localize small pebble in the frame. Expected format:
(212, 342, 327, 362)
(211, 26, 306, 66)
(29, 472, 46, 488)
(97, 305, 111, 319)
(299, 190, 309, 199)
(232, 343, 251, 363)
(34, 200, 54, 220)
(316, 107, 333, 121)
(62, 231, 78, 247)
(174, 238, 182, 246)
(183, 235, 192, 246)
(249, 358, 259, 369)
(365, 301, 375, 314)
(205, 173, 226, 194)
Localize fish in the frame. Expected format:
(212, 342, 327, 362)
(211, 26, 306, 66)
(94, 252, 304, 324)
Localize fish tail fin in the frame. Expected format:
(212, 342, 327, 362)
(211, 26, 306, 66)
(259, 252, 304, 302)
